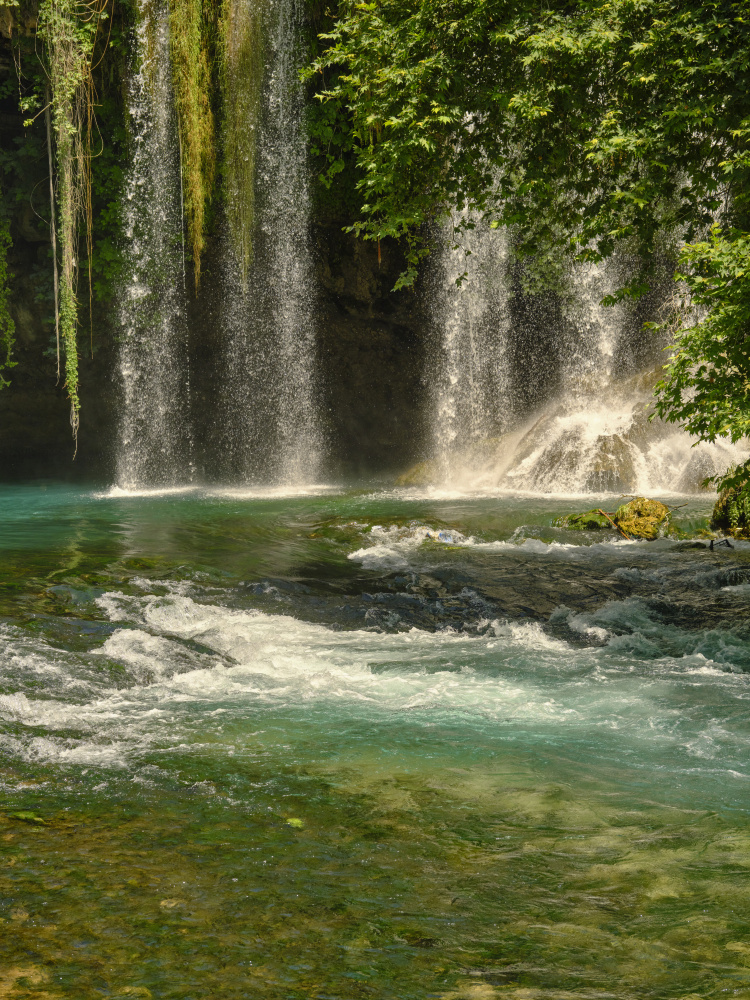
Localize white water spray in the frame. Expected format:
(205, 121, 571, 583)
(115, 0, 190, 489)
(431, 217, 512, 476)
(220, 0, 321, 485)
(429, 229, 747, 493)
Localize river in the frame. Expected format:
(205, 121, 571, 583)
(1, 483, 749, 998)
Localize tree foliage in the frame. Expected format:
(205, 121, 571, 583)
(654, 228, 750, 485)
(310, 0, 750, 268)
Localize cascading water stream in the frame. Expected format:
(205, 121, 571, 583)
(115, 0, 191, 490)
(431, 216, 512, 478)
(219, 0, 321, 486)
(429, 226, 748, 492)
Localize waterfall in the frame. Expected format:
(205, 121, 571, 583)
(115, 0, 190, 490)
(219, 0, 321, 486)
(431, 216, 512, 478)
(428, 228, 748, 493)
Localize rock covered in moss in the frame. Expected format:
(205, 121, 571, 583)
(554, 497, 674, 539)
(552, 509, 614, 531)
(712, 483, 750, 536)
(395, 460, 438, 487)
(613, 497, 672, 539)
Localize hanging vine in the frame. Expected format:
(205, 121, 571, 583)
(0, 215, 16, 390)
(219, 0, 263, 287)
(169, 0, 216, 289)
(38, 0, 107, 446)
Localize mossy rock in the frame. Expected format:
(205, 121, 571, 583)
(395, 460, 438, 487)
(552, 509, 614, 531)
(613, 497, 672, 539)
(712, 483, 750, 536)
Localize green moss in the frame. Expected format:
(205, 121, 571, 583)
(219, 0, 264, 285)
(613, 497, 672, 540)
(169, 0, 218, 289)
(553, 499, 675, 539)
(552, 509, 614, 531)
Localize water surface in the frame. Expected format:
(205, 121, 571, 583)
(1, 484, 749, 999)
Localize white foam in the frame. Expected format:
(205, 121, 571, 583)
(1, 584, 748, 775)
(97, 485, 200, 499)
(347, 522, 644, 570)
(206, 484, 340, 499)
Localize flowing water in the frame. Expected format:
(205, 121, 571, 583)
(431, 219, 513, 473)
(219, 0, 321, 485)
(429, 229, 748, 492)
(115, 0, 190, 490)
(2, 482, 750, 999)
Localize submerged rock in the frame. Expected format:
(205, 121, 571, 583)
(613, 497, 672, 539)
(552, 509, 615, 531)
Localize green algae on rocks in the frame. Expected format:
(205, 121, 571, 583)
(552, 509, 615, 531)
(554, 498, 674, 539)
(613, 497, 673, 540)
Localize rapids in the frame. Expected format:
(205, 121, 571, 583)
(1, 483, 750, 998)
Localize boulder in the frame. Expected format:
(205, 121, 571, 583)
(613, 497, 672, 539)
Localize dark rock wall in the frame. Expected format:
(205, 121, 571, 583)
(0, 37, 117, 483)
(0, 204, 429, 483)
(314, 223, 427, 479)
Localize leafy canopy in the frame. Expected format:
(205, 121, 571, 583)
(310, 0, 750, 272)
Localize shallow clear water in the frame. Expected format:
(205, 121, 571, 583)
(1, 484, 750, 999)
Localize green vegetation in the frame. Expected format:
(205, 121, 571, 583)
(655, 228, 750, 488)
(309, 0, 750, 268)
(554, 498, 673, 539)
(613, 497, 672, 540)
(37, 0, 109, 441)
(169, 0, 217, 288)
(219, 0, 264, 285)
(552, 510, 614, 531)
(712, 479, 750, 535)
